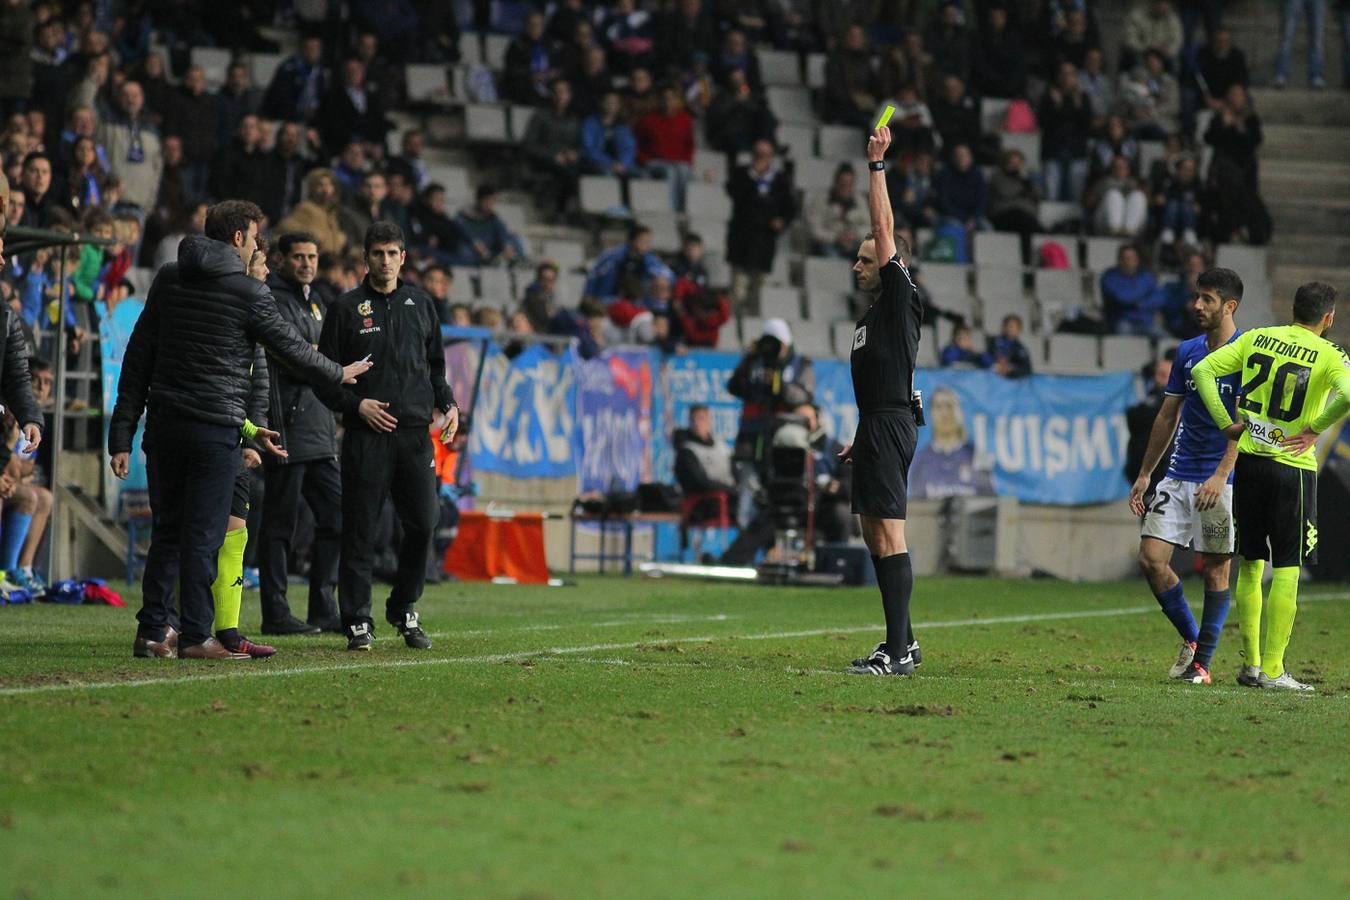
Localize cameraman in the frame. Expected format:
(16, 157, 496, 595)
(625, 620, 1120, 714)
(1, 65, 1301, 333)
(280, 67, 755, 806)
(719, 403, 849, 565)
(726, 317, 814, 524)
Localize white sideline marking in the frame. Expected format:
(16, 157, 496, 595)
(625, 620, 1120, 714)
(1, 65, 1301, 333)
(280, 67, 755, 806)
(446, 613, 733, 638)
(3, 595, 1347, 697)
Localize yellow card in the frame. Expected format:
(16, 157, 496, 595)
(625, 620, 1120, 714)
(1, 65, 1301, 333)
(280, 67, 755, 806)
(875, 105, 896, 129)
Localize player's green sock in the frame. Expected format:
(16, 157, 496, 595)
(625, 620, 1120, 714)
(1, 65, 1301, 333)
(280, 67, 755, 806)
(1261, 566, 1300, 679)
(211, 528, 248, 637)
(1235, 559, 1265, 669)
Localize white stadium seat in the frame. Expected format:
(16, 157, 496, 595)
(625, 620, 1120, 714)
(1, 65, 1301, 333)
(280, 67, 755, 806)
(1101, 335, 1153, 372)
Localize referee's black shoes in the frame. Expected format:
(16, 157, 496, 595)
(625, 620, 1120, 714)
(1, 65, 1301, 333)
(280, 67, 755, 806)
(847, 646, 916, 676)
(262, 614, 322, 636)
(851, 641, 923, 669)
(394, 611, 432, 650)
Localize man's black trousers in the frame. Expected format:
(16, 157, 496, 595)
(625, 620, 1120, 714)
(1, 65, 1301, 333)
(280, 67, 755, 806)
(339, 427, 438, 629)
(137, 416, 240, 646)
(257, 457, 342, 626)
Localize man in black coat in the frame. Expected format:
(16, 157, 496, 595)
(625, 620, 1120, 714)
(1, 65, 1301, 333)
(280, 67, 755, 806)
(316, 221, 458, 652)
(256, 232, 345, 636)
(108, 200, 371, 661)
(726, 139, 795, 315)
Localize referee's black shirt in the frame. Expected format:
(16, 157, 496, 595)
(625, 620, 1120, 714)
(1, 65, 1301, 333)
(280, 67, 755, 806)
(850, 256, 923, 415)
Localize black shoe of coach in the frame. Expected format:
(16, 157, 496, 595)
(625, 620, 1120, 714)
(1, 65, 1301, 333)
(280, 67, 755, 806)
(261, 615, 323, 636)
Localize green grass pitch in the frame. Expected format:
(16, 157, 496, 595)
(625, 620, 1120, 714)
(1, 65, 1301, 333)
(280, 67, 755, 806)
(2, 575, 1349, 897)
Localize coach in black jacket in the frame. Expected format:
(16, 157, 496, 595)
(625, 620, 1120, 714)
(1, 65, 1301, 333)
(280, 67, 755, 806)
(109, 201, 370, 660)
(256, 232, 344, 635)
(316, 221, 457, 652)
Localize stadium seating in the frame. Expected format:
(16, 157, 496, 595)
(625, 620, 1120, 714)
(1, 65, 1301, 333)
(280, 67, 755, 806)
(803, 256, 852, 292)
(804, 53, 827, 89)
(686, 219, 727, 254)
(758, 49, 801, 86)
(767, 86, 815, 124)
(508, 105, 536, 141)
(483, 33, 511, 69)
(1084, 236, 1123, 273)
(630, 179, 673, 215)
(973, 232, 1022, 267)
(1101, 334, 1153, 371)
(805, 289, 852, 322)
(189, 46, 232, 89)
(1045, 333, 1100, 372)
(760, 286, 804, 320)
(817, 125, 863, 160)
(580, 175, 625, 215)
(539, 238, 587, 271)
(406, 64, 450, 104)
(465, 104, 509, 143)
(685, 183, 733, 221)
(777, 124, 817, 161)
(791, 319, 834, 358)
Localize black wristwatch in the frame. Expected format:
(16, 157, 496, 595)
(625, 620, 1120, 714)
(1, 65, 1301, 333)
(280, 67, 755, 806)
(868, 160, 885, 172)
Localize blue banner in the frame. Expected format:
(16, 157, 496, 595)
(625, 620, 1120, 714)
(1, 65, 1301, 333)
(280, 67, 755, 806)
(456, 340, 1136, 507)
(98, 299, 148, 500)
(576, 349, 657, 492)
(468, 342, 578, 478)
(910, 369, 1135, 505)
(654, 351, 741, 482)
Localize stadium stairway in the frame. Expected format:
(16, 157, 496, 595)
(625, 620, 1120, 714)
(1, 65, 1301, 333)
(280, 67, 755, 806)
(1251, 86, 1350, 344)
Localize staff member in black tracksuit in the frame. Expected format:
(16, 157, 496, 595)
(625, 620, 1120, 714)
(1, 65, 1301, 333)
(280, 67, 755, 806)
(109, 200, 372, 661)
(317, 221, 458, 652)
(256, 232, 345, 636)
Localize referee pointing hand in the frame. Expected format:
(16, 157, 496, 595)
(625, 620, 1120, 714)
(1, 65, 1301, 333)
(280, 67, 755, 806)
(842, 126, 927, 676)
(317, 222, 457, 651)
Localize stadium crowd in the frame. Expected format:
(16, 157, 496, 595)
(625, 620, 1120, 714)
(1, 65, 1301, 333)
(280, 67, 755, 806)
(0, 0, 1288, 590)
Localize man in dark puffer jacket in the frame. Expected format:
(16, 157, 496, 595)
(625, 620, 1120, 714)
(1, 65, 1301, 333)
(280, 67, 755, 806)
(108, 200, 371, 661)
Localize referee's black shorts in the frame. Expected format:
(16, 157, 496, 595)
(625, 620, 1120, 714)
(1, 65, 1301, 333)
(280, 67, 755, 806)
(1234, 453, 1318, 568)
(230, 467, 254, 521)
(850, 409, 917, 520)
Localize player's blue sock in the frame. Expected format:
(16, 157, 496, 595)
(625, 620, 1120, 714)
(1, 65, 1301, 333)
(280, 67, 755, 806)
(0, 511, 33, 572)
(1154, 581, 1199, 644)
(1194, 589, 1231, 669)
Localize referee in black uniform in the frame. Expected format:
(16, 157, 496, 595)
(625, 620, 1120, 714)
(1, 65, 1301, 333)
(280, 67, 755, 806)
(317, 222, 458, 651)
(842, 126, 925, 676)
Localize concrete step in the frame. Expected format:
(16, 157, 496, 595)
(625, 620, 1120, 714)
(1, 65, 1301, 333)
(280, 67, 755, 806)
(1261, 161, 1350, 201)
(1269, 197, 1350, 235)
(1270, 234, 1350, 268)
(1272, 263, 1350, 289)
(1261, 124, 1350, 163)
(1251, 88, 1350, 127)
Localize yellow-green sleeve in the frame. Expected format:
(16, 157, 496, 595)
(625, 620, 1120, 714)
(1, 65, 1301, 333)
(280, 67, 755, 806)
(1193, 334, 1249, 430)
(240, 418, 259, 441)
(1310, 352, 1350, 434)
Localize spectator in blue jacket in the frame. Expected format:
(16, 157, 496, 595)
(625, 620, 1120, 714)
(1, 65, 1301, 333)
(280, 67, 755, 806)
(933, 144, 989, 232)
(583, 222, 674, 302)
(987, 314, 1034, 378)
(1100, 244, 1164, 337)
(940, 323, 991, 368)
(453, 185, 527, 266)
(581, 92, 638, 178)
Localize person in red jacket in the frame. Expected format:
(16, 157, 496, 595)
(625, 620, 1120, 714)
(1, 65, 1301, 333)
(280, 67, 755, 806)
(634, 85, 695, 211)
(672, 278, 730, 348)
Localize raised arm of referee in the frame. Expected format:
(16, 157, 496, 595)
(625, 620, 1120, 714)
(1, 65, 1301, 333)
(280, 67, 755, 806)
(843, 125, 927, 677)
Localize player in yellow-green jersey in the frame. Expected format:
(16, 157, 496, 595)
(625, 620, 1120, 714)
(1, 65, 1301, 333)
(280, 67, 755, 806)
(1193, 282, 1350, 691)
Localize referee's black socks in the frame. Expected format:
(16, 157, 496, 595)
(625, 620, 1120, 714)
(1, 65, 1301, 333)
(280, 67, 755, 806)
(872, 553, 914, 661)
